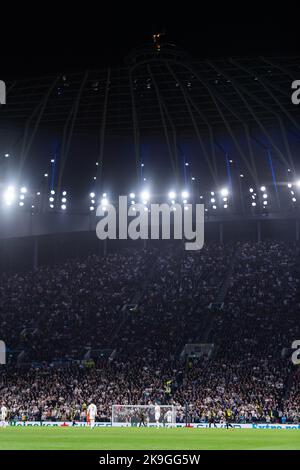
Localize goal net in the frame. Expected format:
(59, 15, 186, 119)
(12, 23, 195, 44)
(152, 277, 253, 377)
(111, 404, 177, 427)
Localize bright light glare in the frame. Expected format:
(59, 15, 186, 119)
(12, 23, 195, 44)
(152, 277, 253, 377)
(260, 186, 266, 192)
(90, 192, 95, 198)
(181, 191, 189, 199)
(140, 190, 150, 201)
(3, 186, 15, 206)
(168, 191, 176, 199)
(129, 192, 135, 199)
(296, 181, 300, 188)
(20, 187, 27, 194)
(61, 204, 67, 210)
(101, 198, 108, 206)
(220, 188, 228, 197)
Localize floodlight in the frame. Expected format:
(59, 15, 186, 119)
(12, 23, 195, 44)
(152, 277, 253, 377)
(181, 191, 189, 199)
(141, 190, 150, 201)
(168, 191, 176, 200)
(220, 188, 228, 197)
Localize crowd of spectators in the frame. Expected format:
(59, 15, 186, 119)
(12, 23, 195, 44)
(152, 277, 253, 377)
(0, 241, 299, 423)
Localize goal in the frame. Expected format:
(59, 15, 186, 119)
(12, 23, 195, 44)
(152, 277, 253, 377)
(111, 404, 177, 427)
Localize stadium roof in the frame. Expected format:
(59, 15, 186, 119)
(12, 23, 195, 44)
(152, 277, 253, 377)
(1, 51, 300, 134)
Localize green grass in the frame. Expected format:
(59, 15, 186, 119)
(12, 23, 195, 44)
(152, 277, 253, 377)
(0, 427, 299, 450)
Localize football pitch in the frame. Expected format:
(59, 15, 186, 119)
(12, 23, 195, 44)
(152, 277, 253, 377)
(0, 427, 299, 450)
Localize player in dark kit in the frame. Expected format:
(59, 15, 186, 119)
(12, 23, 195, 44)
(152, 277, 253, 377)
(138, 410, 147, 427)
(208, 410, 217, 428)
(225, 409, 234, 429)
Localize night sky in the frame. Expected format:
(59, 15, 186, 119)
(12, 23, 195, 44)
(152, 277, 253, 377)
(1, 6, 299, 78)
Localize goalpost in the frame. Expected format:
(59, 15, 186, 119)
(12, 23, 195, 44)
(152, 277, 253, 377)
(111, 404, 177, 427)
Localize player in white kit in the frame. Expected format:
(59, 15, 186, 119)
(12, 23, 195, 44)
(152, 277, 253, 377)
(154, 404, 161, 428)
(0, 404, 8, 427)
(165, 409, 173, 428)
(87, 402, 97, 430)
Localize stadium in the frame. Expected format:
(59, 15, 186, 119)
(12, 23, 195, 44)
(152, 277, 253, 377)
(1, 18, 300, 454)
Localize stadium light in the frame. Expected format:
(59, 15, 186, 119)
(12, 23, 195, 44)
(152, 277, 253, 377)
(62, 191, 67, 196)
(61, 197, 67, 203)
(3, 186, 16, 206)
(260, 186, 266, 192)
(90, 192, 95, 198)
(224, 204, 228, 209)
(212, 205, 217, 210)
(220, 188, 229, 197)
(292, 197, 297, 202)
(19, 201, 24, 207)
(252, 202, 256, 207)
(181, 190, 189, 199)
(129, 192, 135, 199)
(90, 206, 95, 211)
(263, 201, 268, 205)
(61, 204, 67, 210)
(44, 173, 48, 178)
(210, 198, 215, 203)
(288, 183, 292, 188)
(50, 190, 55, 195)
(20, 195, 25, 200)
(101, 197, 108, 206)
(168, 191, 176, 200)
(140, 190, 150, 202)
(20, 187, 27, 194)
(4, 153, 9, 158)
(249, 188, 254, 193)
(263, 193, 268, 199)
(296, 181, 300, 188)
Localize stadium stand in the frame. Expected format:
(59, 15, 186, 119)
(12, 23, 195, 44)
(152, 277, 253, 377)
(0, 241, 299, 424)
